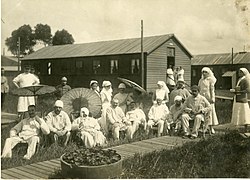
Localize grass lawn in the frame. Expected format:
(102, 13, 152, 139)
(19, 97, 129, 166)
(119, 131, 250, 178)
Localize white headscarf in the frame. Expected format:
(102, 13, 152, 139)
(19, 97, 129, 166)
(90, 80, 100, 92)
(156, 81, 169, 100)
(80, 107, 89, 117)
(237, 68, 250, 86)
(201, 67, 217, 84)
(54, 100, 63, 108)
(240, 68, 250, 78)
(100, 80, 113, 103)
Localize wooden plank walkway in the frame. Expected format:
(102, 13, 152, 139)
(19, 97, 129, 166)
(1, 112, 18, 126)
(1, 136, 193, 179)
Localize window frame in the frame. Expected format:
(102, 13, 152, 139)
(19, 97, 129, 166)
(131, 59, 140, 74)
(110, 59, 118, 74)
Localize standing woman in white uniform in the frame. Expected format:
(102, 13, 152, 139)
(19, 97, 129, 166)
(98, 81, 113, 135)
(198, 67, 219, 135)
(13, 65, 40, 118)
(230, 68, 250, 132)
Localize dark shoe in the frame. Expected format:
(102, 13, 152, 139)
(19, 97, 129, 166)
(189, 136, 196, 139)
(182, 135, 189, 139)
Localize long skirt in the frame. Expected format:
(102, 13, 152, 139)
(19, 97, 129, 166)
(231, 99, 250, 125)
(208, 103, 219, 126)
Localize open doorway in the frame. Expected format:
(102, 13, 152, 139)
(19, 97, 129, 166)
(167, 56, 175, 68)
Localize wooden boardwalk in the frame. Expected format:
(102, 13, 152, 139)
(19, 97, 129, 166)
(1, 136, 194, 179)
(1, 112, 18, 126)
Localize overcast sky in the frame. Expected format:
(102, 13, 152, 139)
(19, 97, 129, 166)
(1, 0, 250, 56)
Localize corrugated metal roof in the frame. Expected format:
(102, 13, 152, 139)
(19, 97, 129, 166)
(22, 34, 192, 60)
(2, 66, 18, 71)
(222, 71, 236, 77)
(1, 56, 18, 66)
(191, 52, 250, 65)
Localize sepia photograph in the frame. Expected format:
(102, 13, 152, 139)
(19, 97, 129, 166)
(1, 0, 250, 178)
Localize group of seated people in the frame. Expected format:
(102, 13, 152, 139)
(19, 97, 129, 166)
(1, 84, 211, 160)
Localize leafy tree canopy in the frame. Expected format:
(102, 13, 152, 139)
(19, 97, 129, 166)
(5, 24, 75, 56)
(5, 24, 36, 56)
(52, 29, 75, 46)
(34, 24, 52, 46)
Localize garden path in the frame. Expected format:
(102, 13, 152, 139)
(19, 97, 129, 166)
(1, 112, 18, 126)
(1, 136, 195, 179)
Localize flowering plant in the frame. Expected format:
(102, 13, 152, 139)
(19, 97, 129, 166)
(62, 147, 121, 166)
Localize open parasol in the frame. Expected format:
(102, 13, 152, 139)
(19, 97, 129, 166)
(118, 77, 147, 94)
(11, 85, 57, 97)
(61, 88, 102, 118)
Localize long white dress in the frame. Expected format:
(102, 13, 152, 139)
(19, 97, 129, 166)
(231, 77, 250, 125)
(13, 73, 40, 112)
(99, 89, 112, 134)
(72, 117, 106, 148)
(198, 77, 219, 126)
(166, 68, 176, 86)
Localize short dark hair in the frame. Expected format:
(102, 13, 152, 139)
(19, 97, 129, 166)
(191, 85, 200, 92)
(28, 105, 36, 109)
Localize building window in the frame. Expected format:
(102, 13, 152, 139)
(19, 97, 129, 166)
(131, 59, 140, 74)
(192, 69, 196, 77)
(47, 62, 51, 75)
(76, 60, 83, 68)
(93, 60, 101, 74)
(61, 62, 68, 74)
(167, 47, 175, 57)
(110, 60, 118, 74)
(76, 60, 84, 74)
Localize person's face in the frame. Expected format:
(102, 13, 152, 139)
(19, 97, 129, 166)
(81, 111, 87, 117)
(24, 67, 30, 73)
(112, 101, 119, 108)
(238, 70, 244, 77)
(1, 69, 4, 75)
(202, 71, 209, 78)
(157, 84, 162, 89)
(175, 100, 182, 106)
(62, 80, 67, 85)
(130, 102, 136, 110)
(191, 89, 199, 97)
(104, 85, 111, 90)
(91, 83, 98, 90)
(156, 99, 162, 105)
(28, 106, 36, 118)
(119, 88, 125, 93)
(54, 106, 62, 115)
(177, 82, 184, 89)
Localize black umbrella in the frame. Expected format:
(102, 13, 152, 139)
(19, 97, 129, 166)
(118, 77, 147, 94)
(11, 85, 56, 97)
